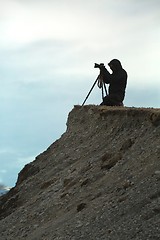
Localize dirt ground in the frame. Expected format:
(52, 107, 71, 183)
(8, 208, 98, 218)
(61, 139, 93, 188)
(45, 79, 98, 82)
(0, 105, 160, 240)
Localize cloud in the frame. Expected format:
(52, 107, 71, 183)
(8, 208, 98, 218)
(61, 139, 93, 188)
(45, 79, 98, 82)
(0, 183, 10, 191)
(0, 0, 106, 48)
(0, 183, 6, 189)
(1, 0, 159, 50)
(0, 148, 10, 154)
(0, 169, 7, 174)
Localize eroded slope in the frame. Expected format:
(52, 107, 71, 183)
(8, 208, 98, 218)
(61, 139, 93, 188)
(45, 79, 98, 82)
(0, 105, 160, 240)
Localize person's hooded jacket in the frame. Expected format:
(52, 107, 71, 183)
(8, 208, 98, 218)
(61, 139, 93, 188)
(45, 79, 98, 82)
(100, 59, 127, 102)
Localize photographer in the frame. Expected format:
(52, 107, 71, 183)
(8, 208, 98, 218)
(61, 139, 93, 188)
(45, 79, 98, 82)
(96, 59, 127, 106)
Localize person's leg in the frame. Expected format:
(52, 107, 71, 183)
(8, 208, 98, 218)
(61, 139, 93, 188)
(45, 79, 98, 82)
(100, 95, 115, 106)
(100, 95, 123, 106)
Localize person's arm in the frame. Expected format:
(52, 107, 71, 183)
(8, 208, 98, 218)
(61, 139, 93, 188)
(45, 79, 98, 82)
(100, 66, 111, 84)
(101, 67, 127, 84)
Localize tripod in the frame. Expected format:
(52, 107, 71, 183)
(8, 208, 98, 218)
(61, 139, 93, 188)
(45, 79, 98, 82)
(82, 76, 108, 106)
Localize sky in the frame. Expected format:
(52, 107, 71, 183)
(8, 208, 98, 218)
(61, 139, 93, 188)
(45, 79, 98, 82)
(0, 0, 160, 188)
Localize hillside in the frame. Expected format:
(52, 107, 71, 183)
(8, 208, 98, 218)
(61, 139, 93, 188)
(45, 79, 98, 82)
(0, 105, 160, 240)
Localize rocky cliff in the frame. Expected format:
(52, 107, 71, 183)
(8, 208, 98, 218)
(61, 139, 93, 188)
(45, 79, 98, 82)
(0, 105, 160, 240)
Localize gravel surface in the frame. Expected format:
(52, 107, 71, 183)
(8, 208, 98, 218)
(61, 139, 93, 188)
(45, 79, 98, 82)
(0, 105, 160, 240)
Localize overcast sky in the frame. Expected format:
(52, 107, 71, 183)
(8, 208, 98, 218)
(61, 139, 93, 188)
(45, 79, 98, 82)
(0, 0, 160, 188)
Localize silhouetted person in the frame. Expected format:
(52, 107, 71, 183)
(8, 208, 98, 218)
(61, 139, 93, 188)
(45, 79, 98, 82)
(99, 59, 127, 106)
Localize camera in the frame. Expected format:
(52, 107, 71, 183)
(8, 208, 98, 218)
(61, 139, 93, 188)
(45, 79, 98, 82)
(94, 63, 104, 69)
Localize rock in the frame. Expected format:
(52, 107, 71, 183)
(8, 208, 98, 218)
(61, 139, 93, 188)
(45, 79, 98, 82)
(0, 105, 160, 240)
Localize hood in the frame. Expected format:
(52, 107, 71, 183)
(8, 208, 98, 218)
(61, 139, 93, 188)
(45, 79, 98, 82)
(108, 59, 122, 71)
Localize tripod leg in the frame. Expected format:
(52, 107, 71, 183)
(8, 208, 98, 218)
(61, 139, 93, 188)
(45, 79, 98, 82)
(101, 83, 104, 100)
(82, 77, 99, 106)
(103, 82, 108, 96)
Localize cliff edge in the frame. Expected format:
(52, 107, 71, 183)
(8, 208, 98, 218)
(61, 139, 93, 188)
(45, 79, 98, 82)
(0, 105, 160, 240)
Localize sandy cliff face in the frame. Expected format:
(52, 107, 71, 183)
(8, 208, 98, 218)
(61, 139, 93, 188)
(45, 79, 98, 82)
(0, 105, 160, 240)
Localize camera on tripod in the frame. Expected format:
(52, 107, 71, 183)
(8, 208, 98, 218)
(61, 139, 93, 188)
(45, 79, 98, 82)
(82, 63, 107, 106)
(94, 63, 104, 69)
